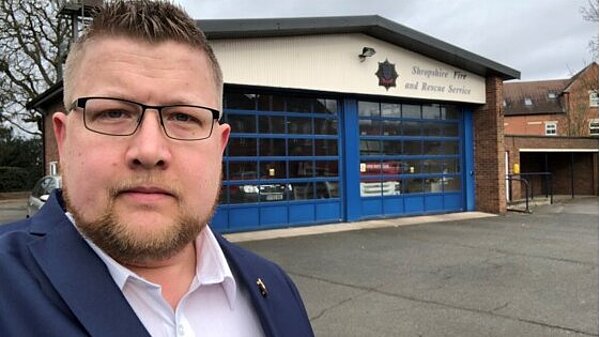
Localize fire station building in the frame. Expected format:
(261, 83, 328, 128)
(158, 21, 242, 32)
(29, 16, 519, 233)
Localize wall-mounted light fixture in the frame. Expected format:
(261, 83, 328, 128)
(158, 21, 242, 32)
(358, 47, 376, 62)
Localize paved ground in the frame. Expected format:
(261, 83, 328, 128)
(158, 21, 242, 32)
(238, 197, 598, 337)
(1, 197, 598, 336)
(0, 198, 28, 224)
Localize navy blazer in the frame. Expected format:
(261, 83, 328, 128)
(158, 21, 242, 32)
(0, 191, 314, 337)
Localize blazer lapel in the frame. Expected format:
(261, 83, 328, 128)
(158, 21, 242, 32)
(28, 191, 150, 337)
(216, 234, 279, 337)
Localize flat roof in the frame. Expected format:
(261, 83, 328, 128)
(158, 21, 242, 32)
(198, 15, 520, 80)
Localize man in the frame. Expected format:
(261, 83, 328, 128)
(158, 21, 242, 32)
(0, 1, 314, 336)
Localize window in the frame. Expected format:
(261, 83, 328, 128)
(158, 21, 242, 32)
(524, 98, 533, 106)
(589, 119, 599, 136)
(545, 122, 557, 136)
(589, 91, 599, 107)
(547, 92, 556, 99)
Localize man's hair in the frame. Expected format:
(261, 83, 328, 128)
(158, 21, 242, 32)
(63, 0, 222, 108)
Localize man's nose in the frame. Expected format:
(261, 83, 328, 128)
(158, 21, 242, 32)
(125, 109, 172, 170)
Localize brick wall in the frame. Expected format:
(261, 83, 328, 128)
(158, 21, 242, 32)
(504, 135, 598, 199)
(473, 76, 506, 213)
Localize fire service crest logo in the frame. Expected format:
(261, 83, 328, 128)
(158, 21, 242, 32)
(375, 59, 399, 91)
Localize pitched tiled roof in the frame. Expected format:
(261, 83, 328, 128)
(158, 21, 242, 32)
(503, 79, 569, 116)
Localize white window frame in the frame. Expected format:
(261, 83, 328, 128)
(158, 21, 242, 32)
(589, 119, 599, 136)
(590, 91, 599, 107)
(545, 121, 557, 136)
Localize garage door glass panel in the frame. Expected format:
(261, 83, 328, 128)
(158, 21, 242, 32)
(228, 138, 257, 156)
(260, 161, 286, 179)
(259, 138, 286, 156)
(289, 139, 313, 156)
(259, 116, 285, 134)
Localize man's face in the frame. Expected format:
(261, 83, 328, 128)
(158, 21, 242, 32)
(53, 37, 230, 263)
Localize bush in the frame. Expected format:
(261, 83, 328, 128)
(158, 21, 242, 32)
(0, 167, 38, 192)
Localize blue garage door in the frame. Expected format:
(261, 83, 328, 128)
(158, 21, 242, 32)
(356, 100, 465, 217)
(211, 91, 342, 232)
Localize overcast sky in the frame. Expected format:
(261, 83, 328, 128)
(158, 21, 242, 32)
(174, 0, 598, 81)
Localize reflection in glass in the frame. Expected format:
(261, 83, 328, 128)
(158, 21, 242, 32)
(228, 138, 257, 156)
(442, 141, 459, 154)
(360, 179, 382, 197)
(229, 162, 257, 180)
(286, 97, 312, 112)
(422, 104, 441, 119)
(381, 160, 402, 176)
(421, 122, 443, 137)
(422, 160, 444, 173)
(382, 120, 401, 136)
(259, 183, 288, 202)
(315, 99, 338, 114)
(404, 178, 424, 193)
(425, 177, 444, 193)
(259, 138, 286, 156)
(288, 139, 313, 156)
(358, 101, 379, 117)
(444, 176, 461, 191)
(402, 121, 421, 136)
(382, 140, 402, 155)
(315, 139, 338, 156)
(229, 184, 259, 204)
(444, 158, 460, 173)
(290, 161, 313, 178)
(441, 123, 459, 137)
(316, 181, 339, 198)
(260, 161, 286, 179)
(402, 104, 421, 118)
(315, 118, 337, 135)
(360, 140, 381, 155)
(314, 160, 338, 177)
(228, 114, 256, 133)
(291, 182, 314, 200)
(225, 93, 256, 110)
(404, 160, 421, 174)
(362, 161, 381, 175)
(288, 117, 312, 134)
(441, 105, 460, 120)
(403, 140, 421, 155)
(423, 141, 443, 155)
(359, 119, 382, 136)
(381, 103, 401, 117)
(259, 116, 285, 134)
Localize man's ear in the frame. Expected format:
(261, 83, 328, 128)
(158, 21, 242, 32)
(217, 122, 231, 155)
(52, 112, 68, 158)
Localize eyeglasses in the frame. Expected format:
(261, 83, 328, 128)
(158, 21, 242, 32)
(69, 97, 221, 141)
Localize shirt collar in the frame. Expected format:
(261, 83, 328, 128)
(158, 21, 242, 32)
(66, 213, 237, 308)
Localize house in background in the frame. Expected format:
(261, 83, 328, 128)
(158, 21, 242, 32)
(504, 62, 599, 201)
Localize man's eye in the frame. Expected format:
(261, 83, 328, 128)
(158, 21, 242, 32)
(168, 112, 201, 124)
(98, 109, 132, 119)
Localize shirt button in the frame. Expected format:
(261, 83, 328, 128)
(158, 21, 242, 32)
(178, 324, 185, 336)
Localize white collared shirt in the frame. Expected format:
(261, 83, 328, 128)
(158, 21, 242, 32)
(67, 214, 264, 337)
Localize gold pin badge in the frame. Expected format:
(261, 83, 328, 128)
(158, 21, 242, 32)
(256, 278, 268, 297)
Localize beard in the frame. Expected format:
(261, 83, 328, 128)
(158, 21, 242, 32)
(63, 175, 219, 265)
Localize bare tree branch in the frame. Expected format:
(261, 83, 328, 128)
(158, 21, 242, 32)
(0, 0, 71, 136)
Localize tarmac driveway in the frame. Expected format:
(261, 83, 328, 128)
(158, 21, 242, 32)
(239, 197, 598, 337)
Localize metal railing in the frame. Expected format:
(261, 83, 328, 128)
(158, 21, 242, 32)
(506, 176, 531, 213)
(506, 172, 554, 213)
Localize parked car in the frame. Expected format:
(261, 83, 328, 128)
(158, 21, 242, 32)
(27, 175, 61, 217)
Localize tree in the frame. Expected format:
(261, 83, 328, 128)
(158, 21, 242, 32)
(0, 0, 72, 136)
(580, 0, 599, 61)
(0, 123, 43, 192)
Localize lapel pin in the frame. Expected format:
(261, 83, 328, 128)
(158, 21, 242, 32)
(256, 278, 268, 297)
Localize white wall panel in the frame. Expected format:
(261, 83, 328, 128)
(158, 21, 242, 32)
(210, 34, 486, 104)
